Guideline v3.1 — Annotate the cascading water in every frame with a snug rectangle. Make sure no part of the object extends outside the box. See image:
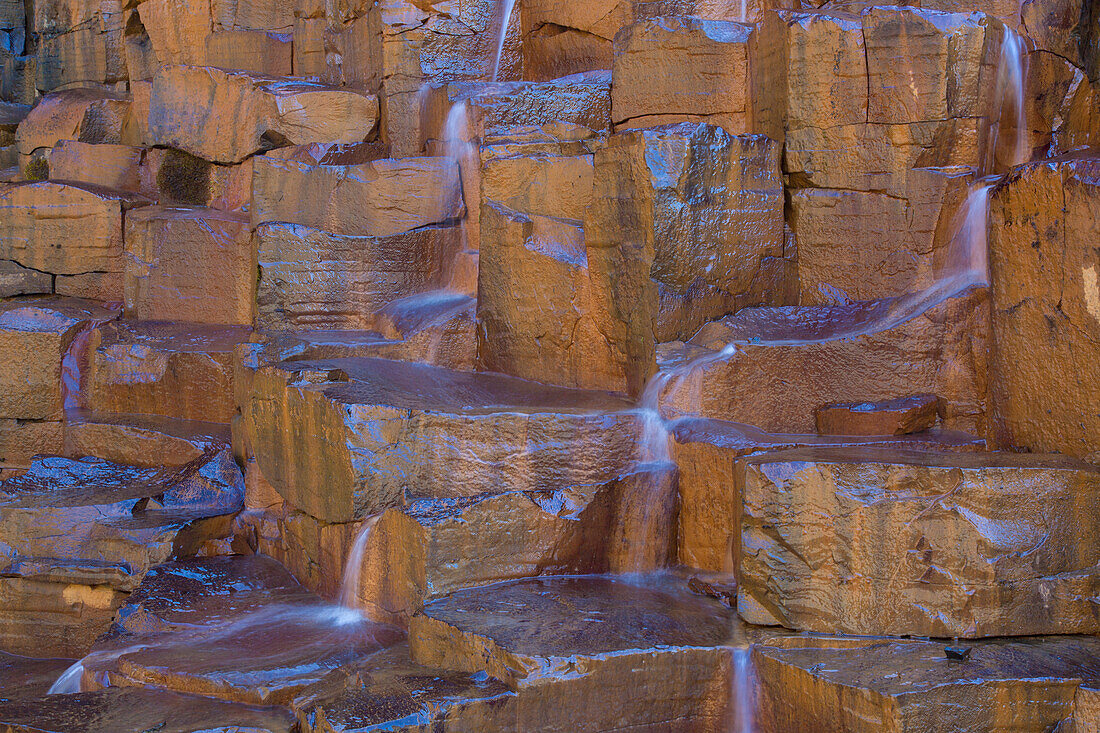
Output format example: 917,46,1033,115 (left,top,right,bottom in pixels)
729,646,757,733
984,27,1029,174
491,0,518,82
337,515,379,609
